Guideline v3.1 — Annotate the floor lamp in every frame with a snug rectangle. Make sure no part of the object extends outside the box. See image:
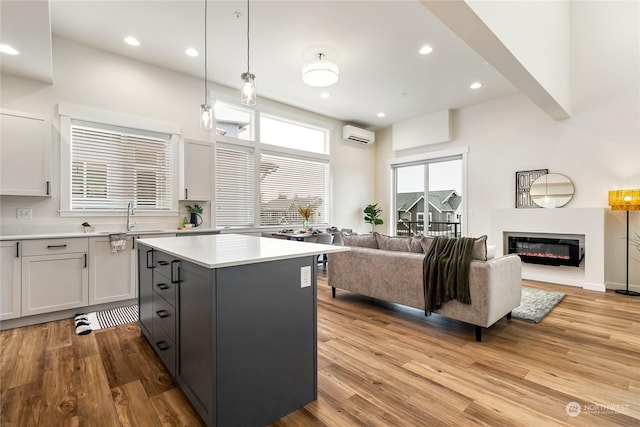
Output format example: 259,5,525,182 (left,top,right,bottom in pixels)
609,189,640,296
